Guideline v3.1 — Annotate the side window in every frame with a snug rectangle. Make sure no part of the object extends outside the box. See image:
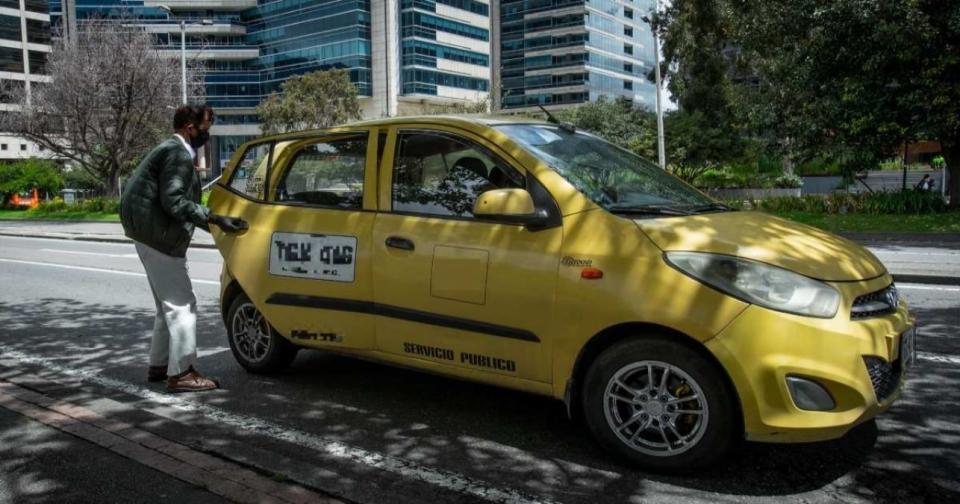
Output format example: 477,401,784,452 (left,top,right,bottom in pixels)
229,142,272,200
392,132,523,218
275,135,366,209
